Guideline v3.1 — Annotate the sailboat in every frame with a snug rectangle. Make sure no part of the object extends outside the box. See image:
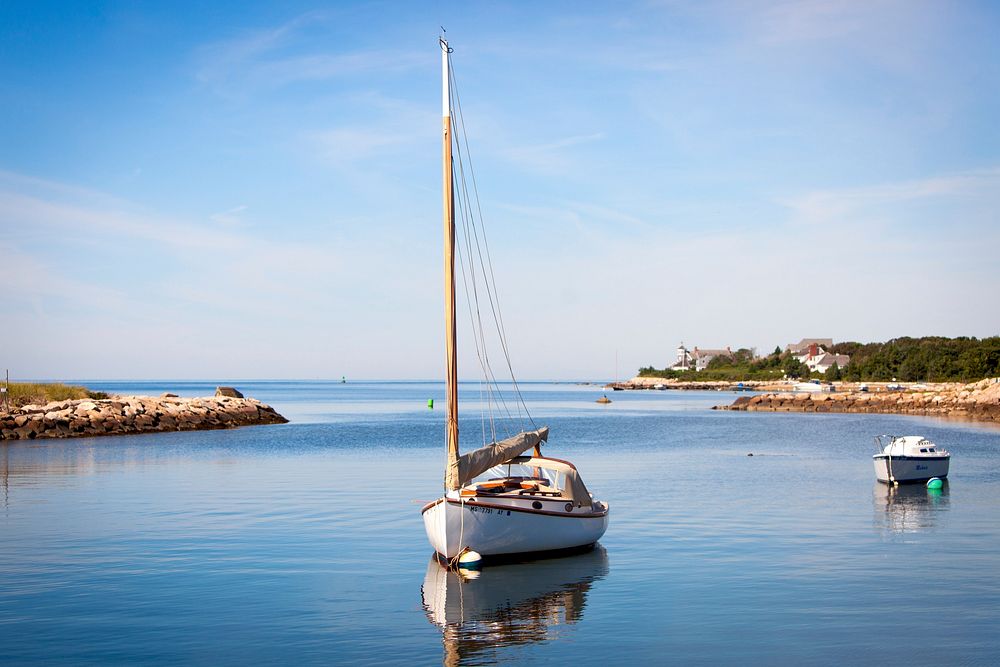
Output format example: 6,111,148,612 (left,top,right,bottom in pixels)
421,36,609,562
